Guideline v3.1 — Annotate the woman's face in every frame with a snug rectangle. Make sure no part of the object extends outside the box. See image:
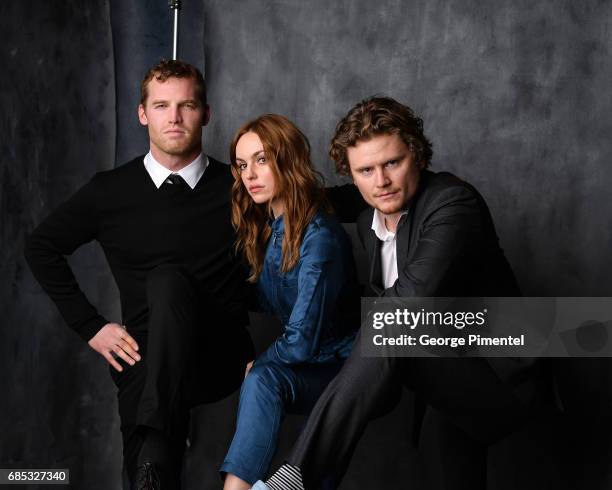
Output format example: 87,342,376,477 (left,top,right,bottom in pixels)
235,131,281,210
